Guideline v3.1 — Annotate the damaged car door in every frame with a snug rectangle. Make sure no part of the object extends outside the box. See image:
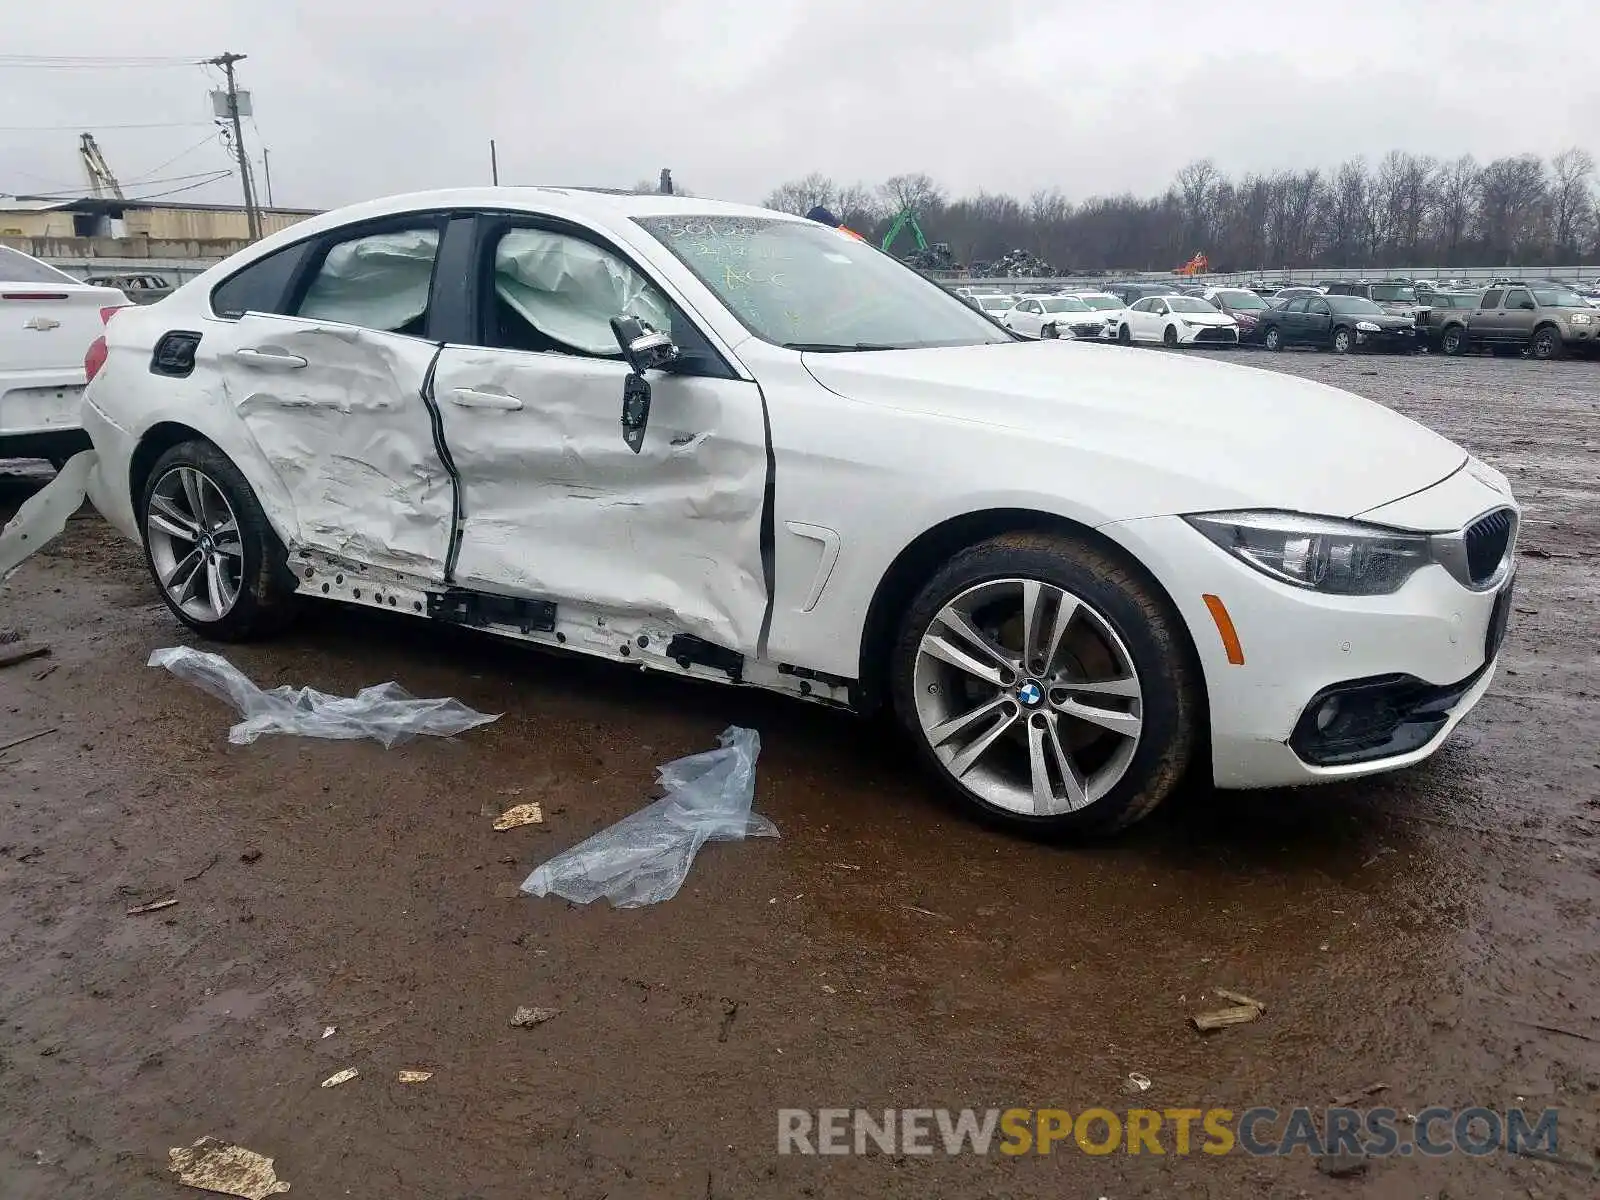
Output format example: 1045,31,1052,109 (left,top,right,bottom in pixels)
427,217,771,657
208,218,455,580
